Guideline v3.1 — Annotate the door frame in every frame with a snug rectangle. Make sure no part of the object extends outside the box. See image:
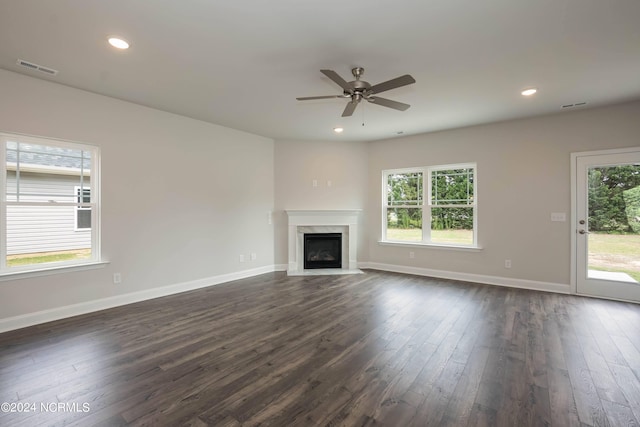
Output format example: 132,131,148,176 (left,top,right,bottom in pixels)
570,146,640,299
